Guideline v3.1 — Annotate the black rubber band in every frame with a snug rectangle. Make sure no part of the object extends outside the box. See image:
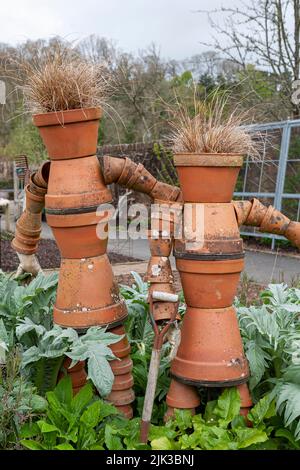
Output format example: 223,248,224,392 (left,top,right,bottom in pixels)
171,373,249,388
173,250,245,261
45,203,112,215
